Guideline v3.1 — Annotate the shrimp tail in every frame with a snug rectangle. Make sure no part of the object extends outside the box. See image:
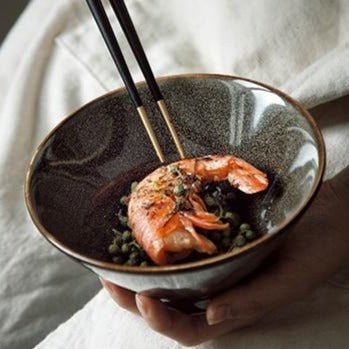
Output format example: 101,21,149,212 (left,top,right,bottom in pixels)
227,157,268,194
184,212,229,230
179,215,217,254
228,168,268,194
